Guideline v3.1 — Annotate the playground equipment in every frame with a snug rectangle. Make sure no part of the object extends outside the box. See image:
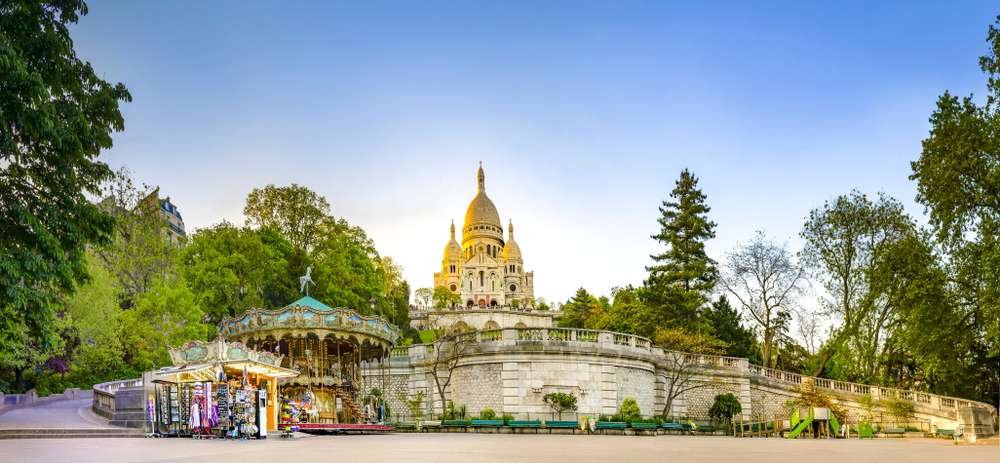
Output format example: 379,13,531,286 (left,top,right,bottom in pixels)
786,407,838,439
